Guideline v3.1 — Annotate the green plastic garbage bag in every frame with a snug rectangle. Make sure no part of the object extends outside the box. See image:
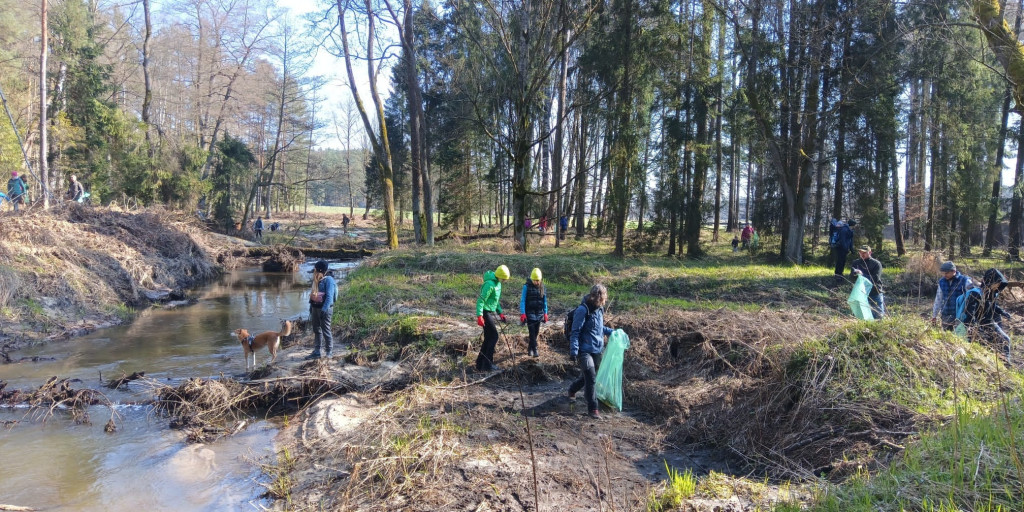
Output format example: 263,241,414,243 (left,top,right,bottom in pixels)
848,275,875,321
596,329,630,411
954,321,968,339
